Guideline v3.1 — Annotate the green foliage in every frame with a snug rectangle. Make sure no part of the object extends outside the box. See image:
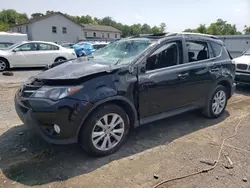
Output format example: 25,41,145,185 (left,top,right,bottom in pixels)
0,9,28,31
244,26,250,35
183,19,242,35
